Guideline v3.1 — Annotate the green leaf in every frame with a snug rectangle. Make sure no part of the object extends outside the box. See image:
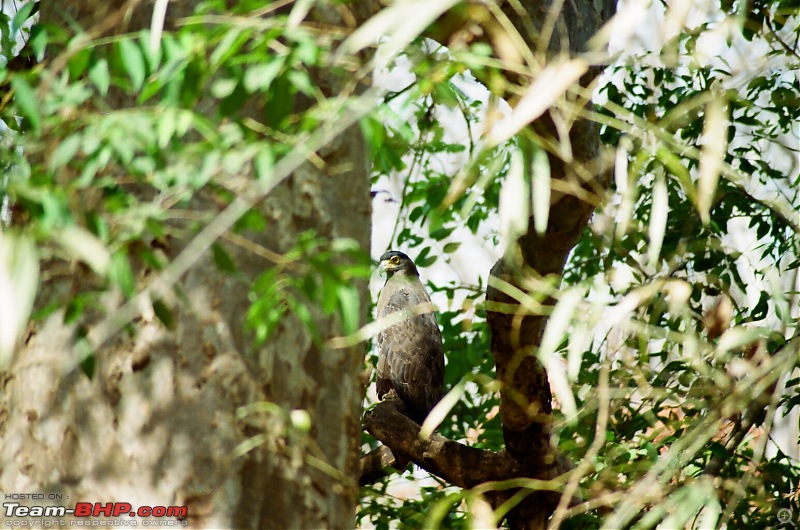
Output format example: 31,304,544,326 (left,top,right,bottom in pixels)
254,147,274,182
264,76,294,127
442,242,460,253
152,299,175,330
654,147,693,201
234,209,266,233
415,246,437,267
68,48,92,79
751,290,769,320
288,70,313,95
211,78,237,99
50,134,82,171
64,293,95,325
28,24,48,57
432,81,460,108
109,251,136,298
117,39,146,90
88,59,111,95
80,351,96,379
288,297,320,344
11,76,40,132
337,284,360,335
211,243,237,274
12,1,37,33
210,28,250,67
429,227,453,240
243,59,284,93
